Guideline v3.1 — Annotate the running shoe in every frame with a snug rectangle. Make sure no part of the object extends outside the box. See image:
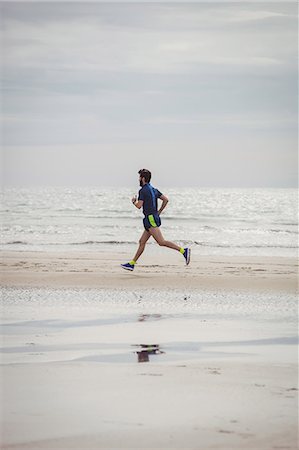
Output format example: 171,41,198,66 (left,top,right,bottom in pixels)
121,262,134,271
183,248,191,265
